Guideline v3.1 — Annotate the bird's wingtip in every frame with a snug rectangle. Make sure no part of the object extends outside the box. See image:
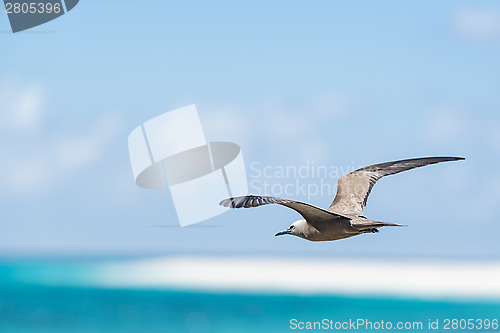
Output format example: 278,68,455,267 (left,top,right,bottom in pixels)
219,198,235,208
441,156,465,161
439,156,465,162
